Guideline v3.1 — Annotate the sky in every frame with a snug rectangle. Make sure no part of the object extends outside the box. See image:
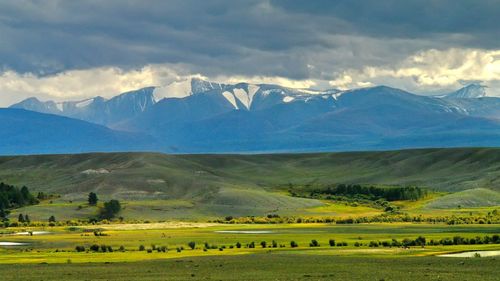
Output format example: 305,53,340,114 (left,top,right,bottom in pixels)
1,0,500,106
